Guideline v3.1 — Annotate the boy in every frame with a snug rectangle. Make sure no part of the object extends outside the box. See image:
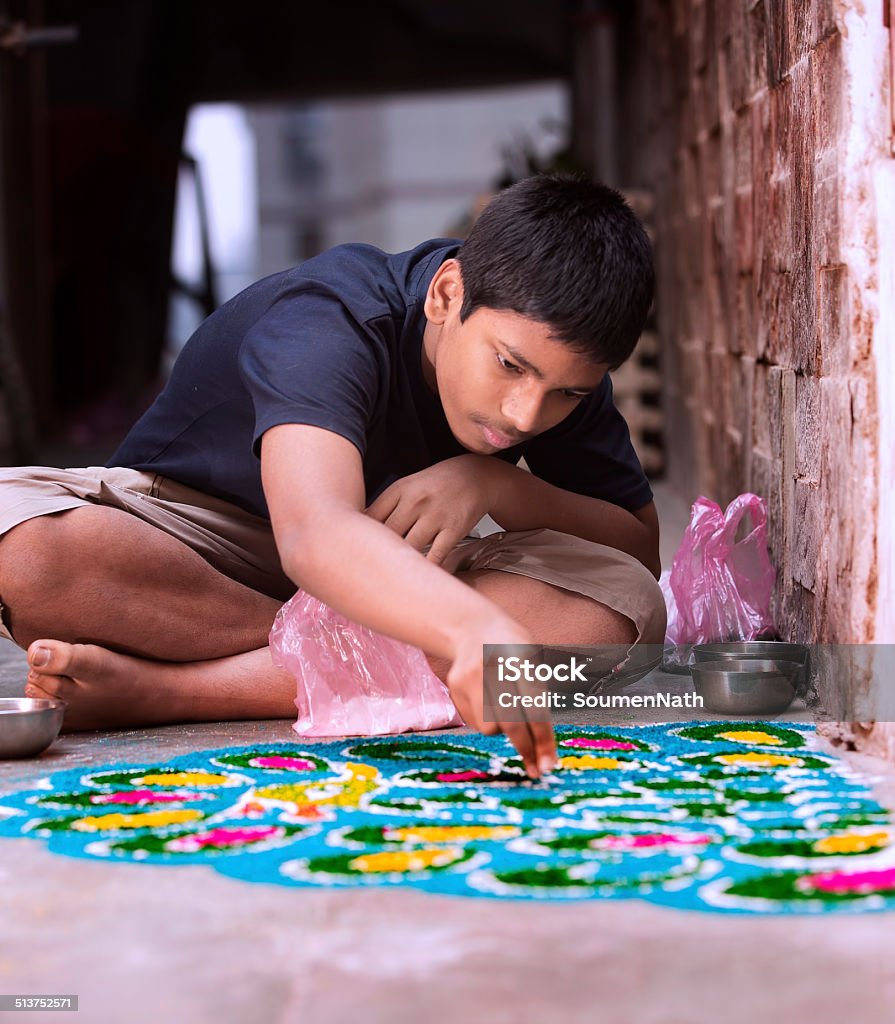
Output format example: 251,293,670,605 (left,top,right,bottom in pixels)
0,174,666,779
